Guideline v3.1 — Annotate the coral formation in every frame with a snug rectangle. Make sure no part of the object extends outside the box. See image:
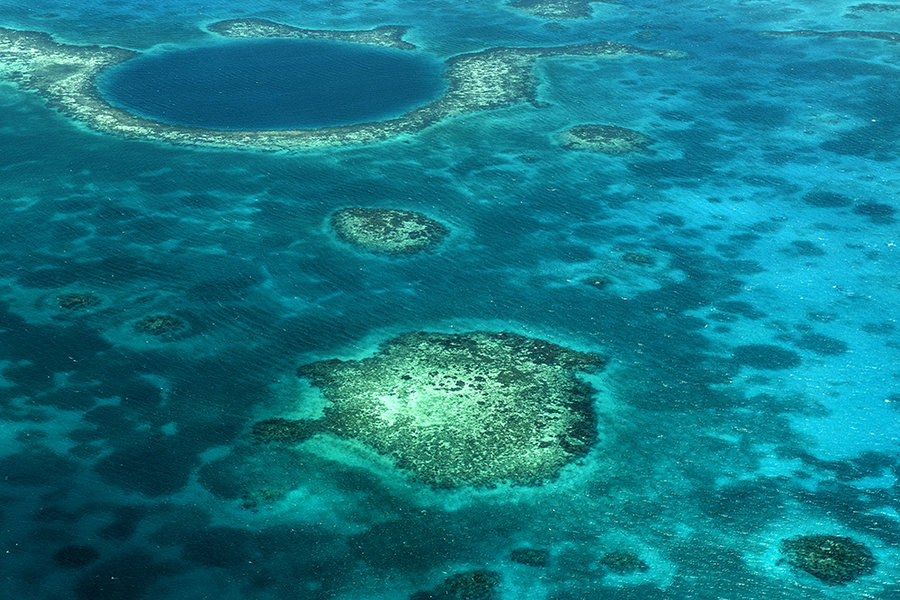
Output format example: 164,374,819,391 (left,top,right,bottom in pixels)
510,547,550,567
732,344,801,370
599,550,649,574
849,3,900,11
780,534,876,584
802,191,852,208
133,314,185,336
208,18,415,49
411,569,501,600
287,331,605,487
559,124,653,154
0,25,684,150
331,207,448,256
507,0,609,19
57,293,101,310
198,446,311,508
622,252,655,266
252,418,316,444
763,29,900,44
